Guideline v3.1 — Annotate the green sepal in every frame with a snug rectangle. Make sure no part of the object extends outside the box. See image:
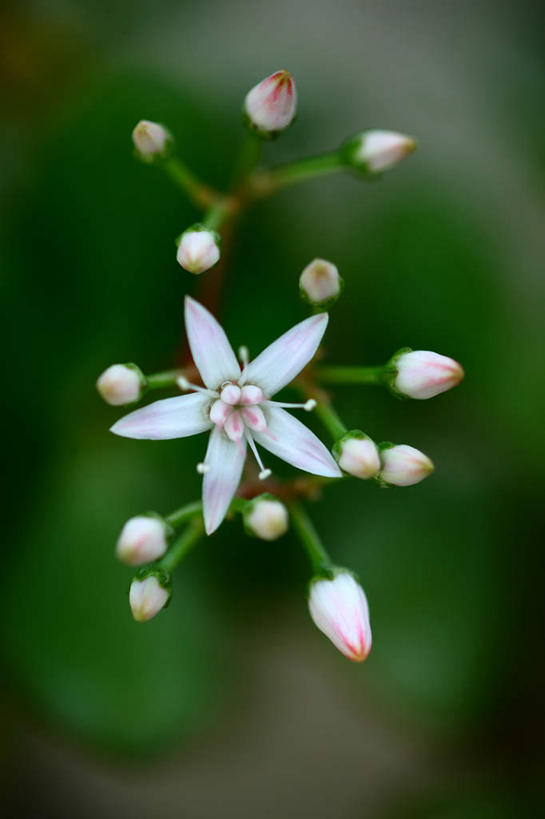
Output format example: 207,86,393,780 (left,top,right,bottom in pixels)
382,347,412,399
332,429,373,464
242,109,297,140
132,566,172,608
299,274,344,311
374,441,396,489
339,133,376,177
307,565,357,593
175,223,221,249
